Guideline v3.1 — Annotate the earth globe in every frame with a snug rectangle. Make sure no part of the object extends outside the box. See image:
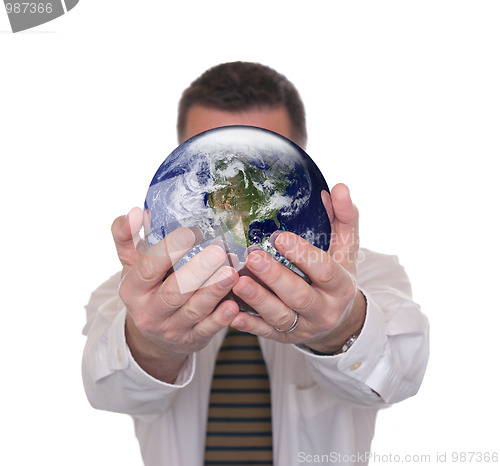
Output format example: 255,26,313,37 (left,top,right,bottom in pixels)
144,126,332,311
